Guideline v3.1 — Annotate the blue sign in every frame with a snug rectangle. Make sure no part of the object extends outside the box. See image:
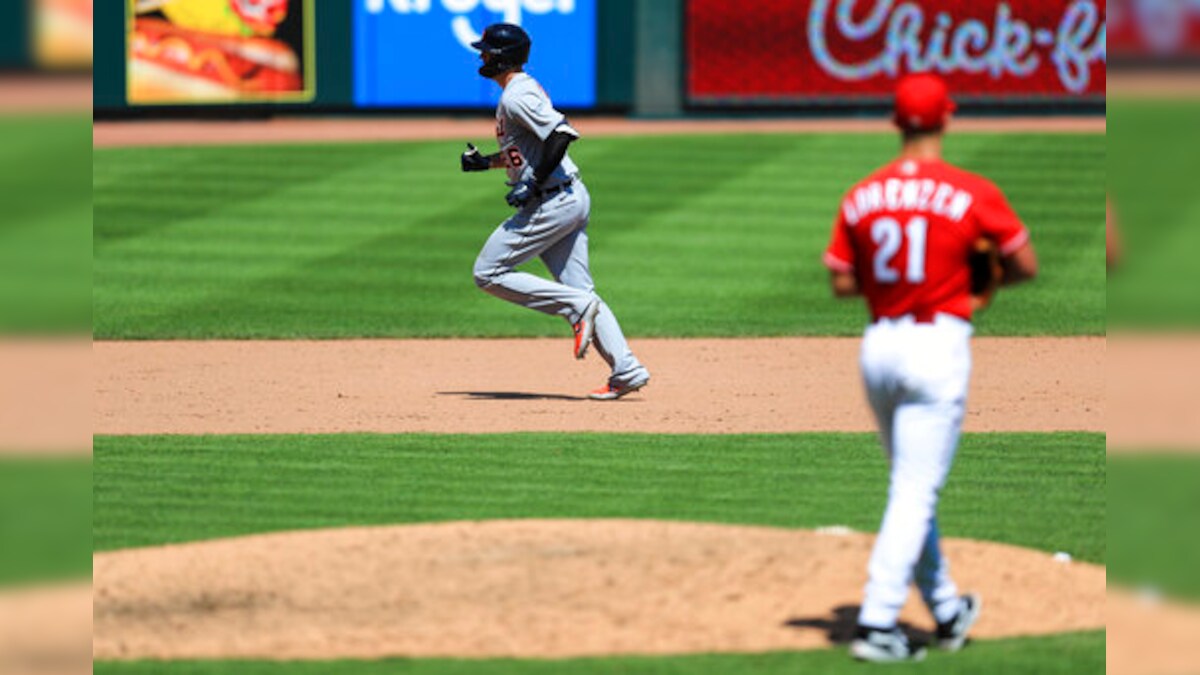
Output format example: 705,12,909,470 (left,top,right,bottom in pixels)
354,0,597,108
